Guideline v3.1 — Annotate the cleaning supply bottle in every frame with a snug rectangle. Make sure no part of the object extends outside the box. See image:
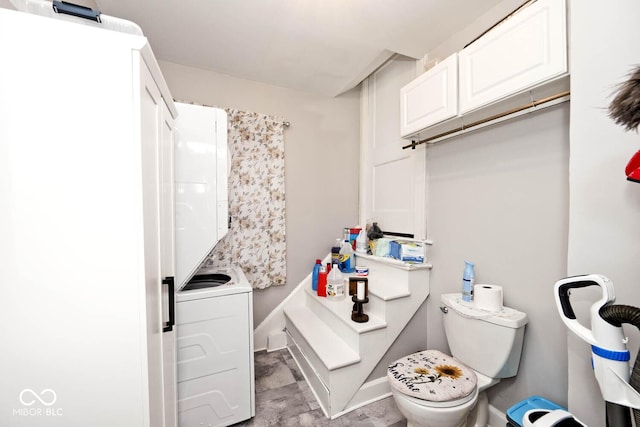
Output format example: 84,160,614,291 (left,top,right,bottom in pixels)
317,264,327,297
461,260,475,302
331,239,341,266
311,259,321,291
340,240,355,273
326,263,345,300
355,228,368,254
